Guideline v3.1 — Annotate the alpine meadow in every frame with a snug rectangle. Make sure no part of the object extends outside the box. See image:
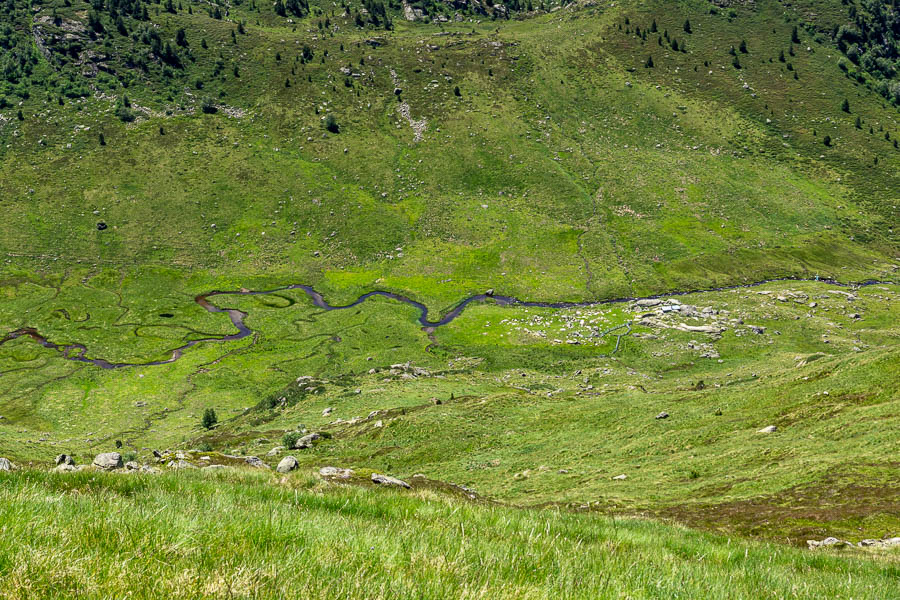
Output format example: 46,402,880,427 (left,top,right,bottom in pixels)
0,0,898,597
